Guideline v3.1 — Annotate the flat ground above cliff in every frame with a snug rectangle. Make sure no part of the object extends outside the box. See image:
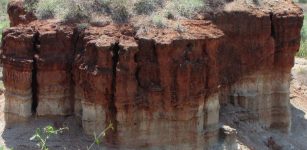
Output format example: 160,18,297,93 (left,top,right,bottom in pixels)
0,58,306,150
